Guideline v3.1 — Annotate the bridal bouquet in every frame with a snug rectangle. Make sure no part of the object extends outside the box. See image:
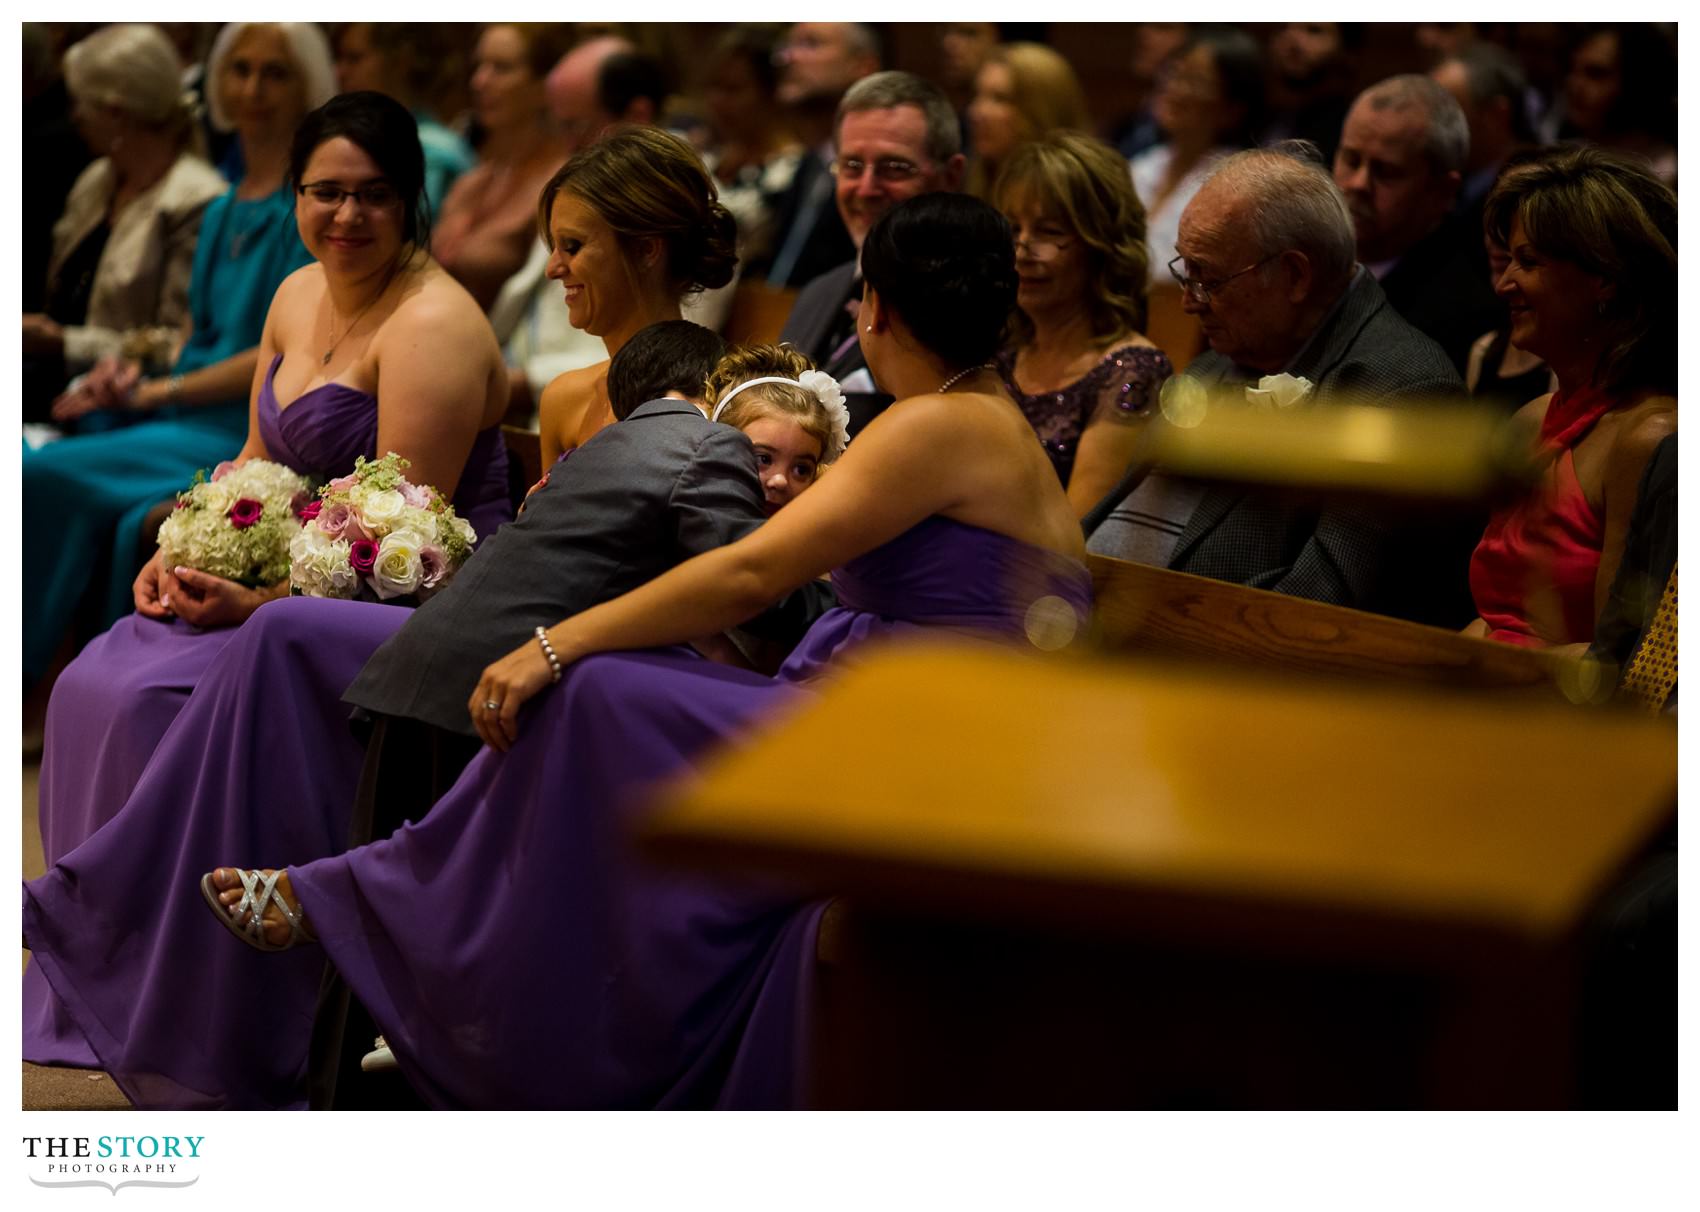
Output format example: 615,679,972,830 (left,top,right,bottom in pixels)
289,452,476,602
156,459,314,587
